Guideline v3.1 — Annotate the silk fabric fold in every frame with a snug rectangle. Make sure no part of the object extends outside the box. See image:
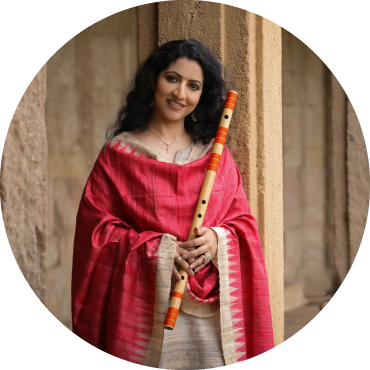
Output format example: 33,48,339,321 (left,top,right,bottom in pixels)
72,139,274,366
